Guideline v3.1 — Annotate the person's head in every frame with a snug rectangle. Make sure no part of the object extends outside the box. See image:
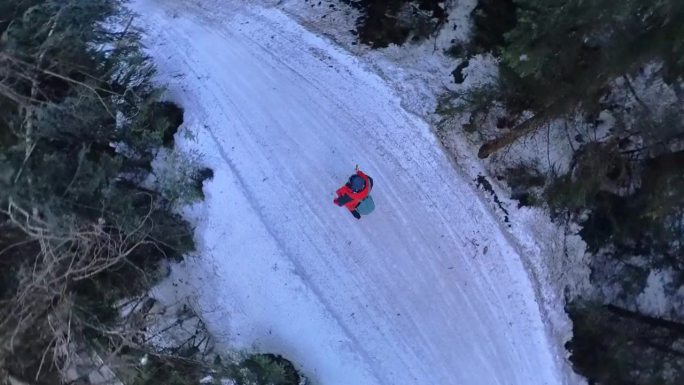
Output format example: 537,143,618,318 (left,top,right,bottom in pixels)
348,174,366,193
